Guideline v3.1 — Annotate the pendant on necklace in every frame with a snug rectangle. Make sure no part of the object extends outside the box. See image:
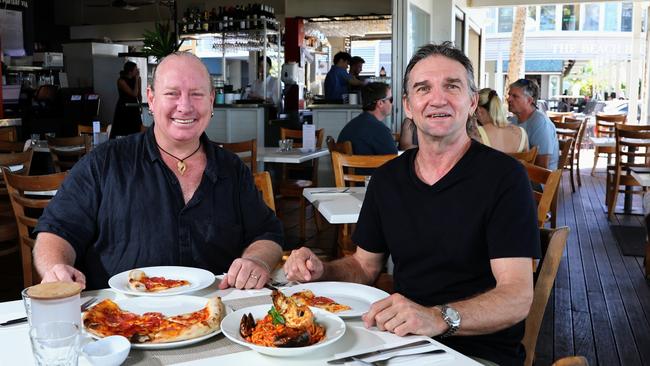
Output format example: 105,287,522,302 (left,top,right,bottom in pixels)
177,161,187,175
